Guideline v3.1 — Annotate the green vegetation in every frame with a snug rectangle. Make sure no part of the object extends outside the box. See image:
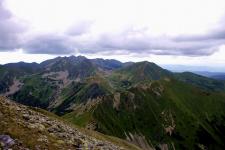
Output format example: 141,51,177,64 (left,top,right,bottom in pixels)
53,80,107,115
63,111,93,127
91,79,225,149
175,72,225,92
1,56,225,149
108,61,171,88
12,75,57,108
